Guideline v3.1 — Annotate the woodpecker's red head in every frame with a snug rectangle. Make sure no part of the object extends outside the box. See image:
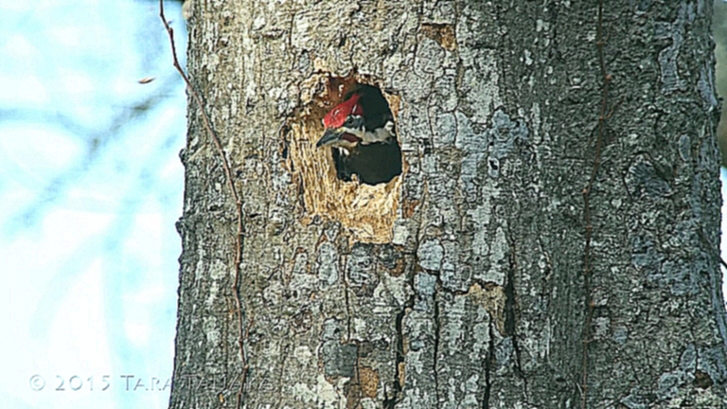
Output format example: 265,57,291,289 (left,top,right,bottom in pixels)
316,93,366,150
316,86,396,151
323,93,363,129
